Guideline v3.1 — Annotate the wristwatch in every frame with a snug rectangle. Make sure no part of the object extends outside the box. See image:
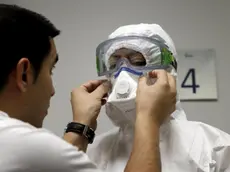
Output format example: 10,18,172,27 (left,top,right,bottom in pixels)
65,122,95,144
